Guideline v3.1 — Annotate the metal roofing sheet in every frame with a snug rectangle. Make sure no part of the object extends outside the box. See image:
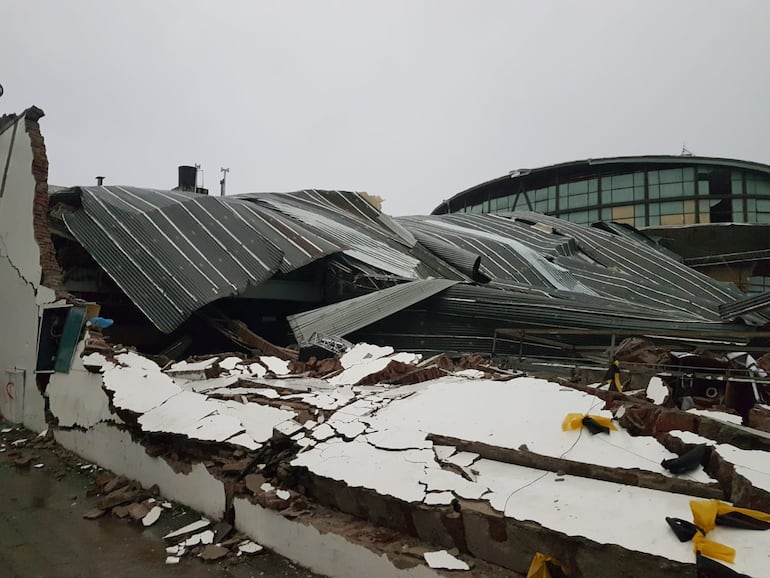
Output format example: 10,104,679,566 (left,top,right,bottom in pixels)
63,186,285,333
400,215,597,295
719,291,770,322
287,279,459,344
244,192,445,280
511,211,744,306
56,185,765,349
349,283,757,355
